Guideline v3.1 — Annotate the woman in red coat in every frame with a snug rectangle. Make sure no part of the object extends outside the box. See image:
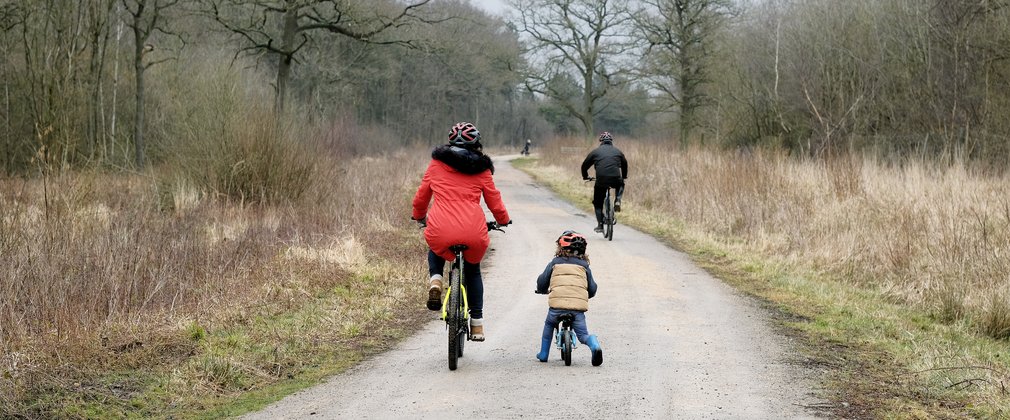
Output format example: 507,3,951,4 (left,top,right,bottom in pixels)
412,122,511,341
